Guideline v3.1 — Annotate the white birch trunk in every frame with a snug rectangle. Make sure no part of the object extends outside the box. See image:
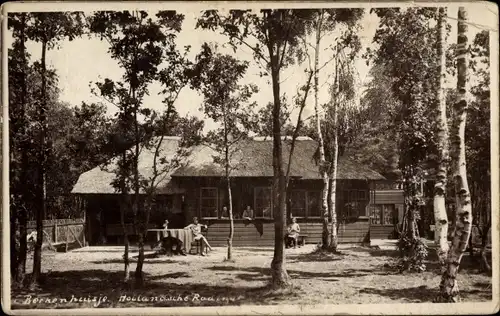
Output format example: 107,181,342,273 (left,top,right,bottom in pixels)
439,7,473,302
434,7,450,271
313,11,331,248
